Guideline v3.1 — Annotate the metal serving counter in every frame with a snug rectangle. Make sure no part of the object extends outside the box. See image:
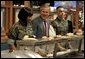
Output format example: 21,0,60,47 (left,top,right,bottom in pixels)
1,50,43,58
16,35,84,57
